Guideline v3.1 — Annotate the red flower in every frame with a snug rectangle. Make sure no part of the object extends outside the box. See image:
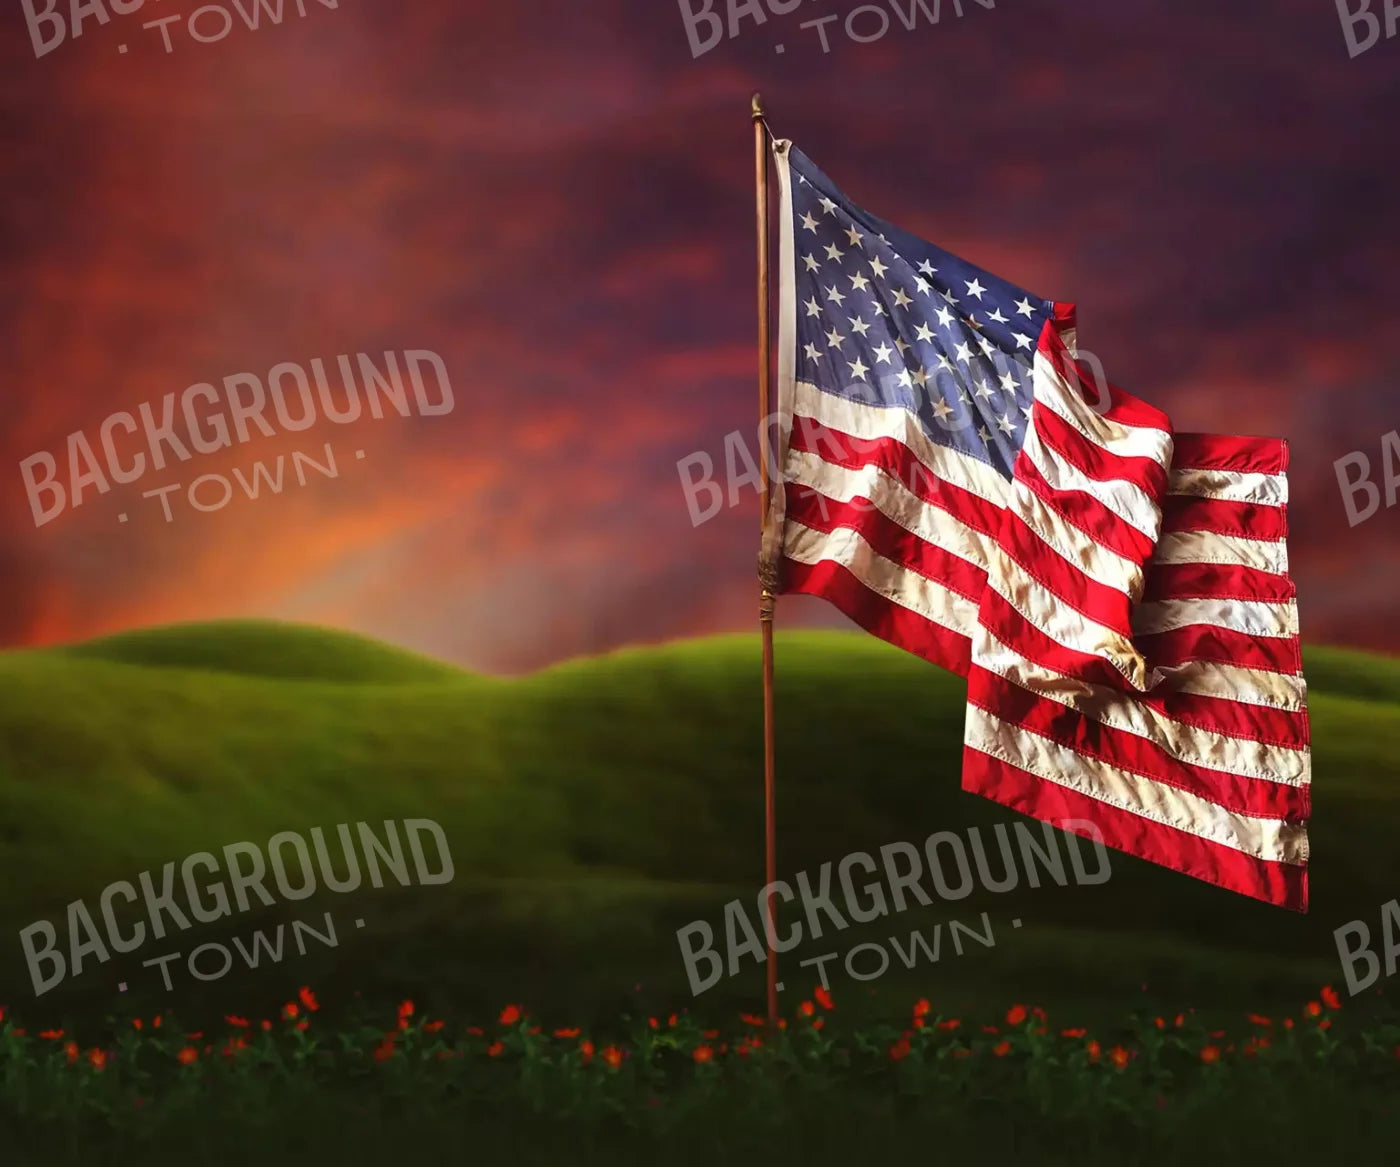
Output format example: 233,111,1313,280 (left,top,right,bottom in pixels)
295,1020,309,1032
88,1048,107,1070
602,1044,623,1069
373,1038,395,1062
498,1004,521,1025
1304,1001,1322,1018
1283,1018,1294,1030
1005,1005,1027,1026
64,1041,78,1065
398,1000,415,1021
487,1041,504,1058
1154,1017,1165,1029
889,1037,911,1061
261,1020,272,1032
580,1040,594,1063
668,1013,678,1027
1109,1046,1130,1070
467,1026,484,1036
812,1018,825,1030
132,1019,143,1031
814,986,834,1011
1321,986,1342,1011
225,1015,250,1028
648,1017,658,1029
1086,1040,1100,1063
1061,1028,1087,1039
39,1029,64,1040
177,1047,199,1065
799,1000,815,1017
152,1015,162,1029
1200,1045,1221,1064
913,998,931,1018
298,987,319,1013
1247,1014,1272,1027
740,1012,765,1027
282,1003,298,1020
937,1019,961,1032
702,1029,719,1038
981,1025,1000,1035
1031,1006,1047,1021
1318,1019,1333,1031
693,1045,714,1064
1173,1014,1185,1028
424,1020,445,1033
992,1040,1011,1057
